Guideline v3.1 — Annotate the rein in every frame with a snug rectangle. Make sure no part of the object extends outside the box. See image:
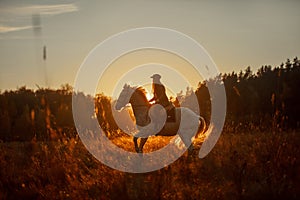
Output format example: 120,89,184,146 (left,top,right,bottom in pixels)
131,104,150,108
